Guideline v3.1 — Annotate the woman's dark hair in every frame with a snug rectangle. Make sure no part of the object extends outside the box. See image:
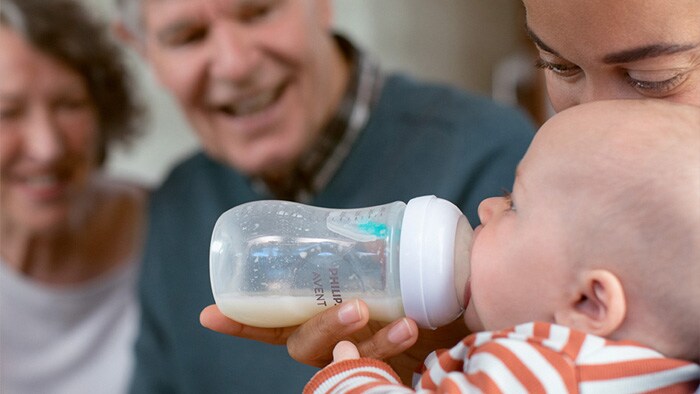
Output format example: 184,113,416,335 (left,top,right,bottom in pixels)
0,0,143,164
